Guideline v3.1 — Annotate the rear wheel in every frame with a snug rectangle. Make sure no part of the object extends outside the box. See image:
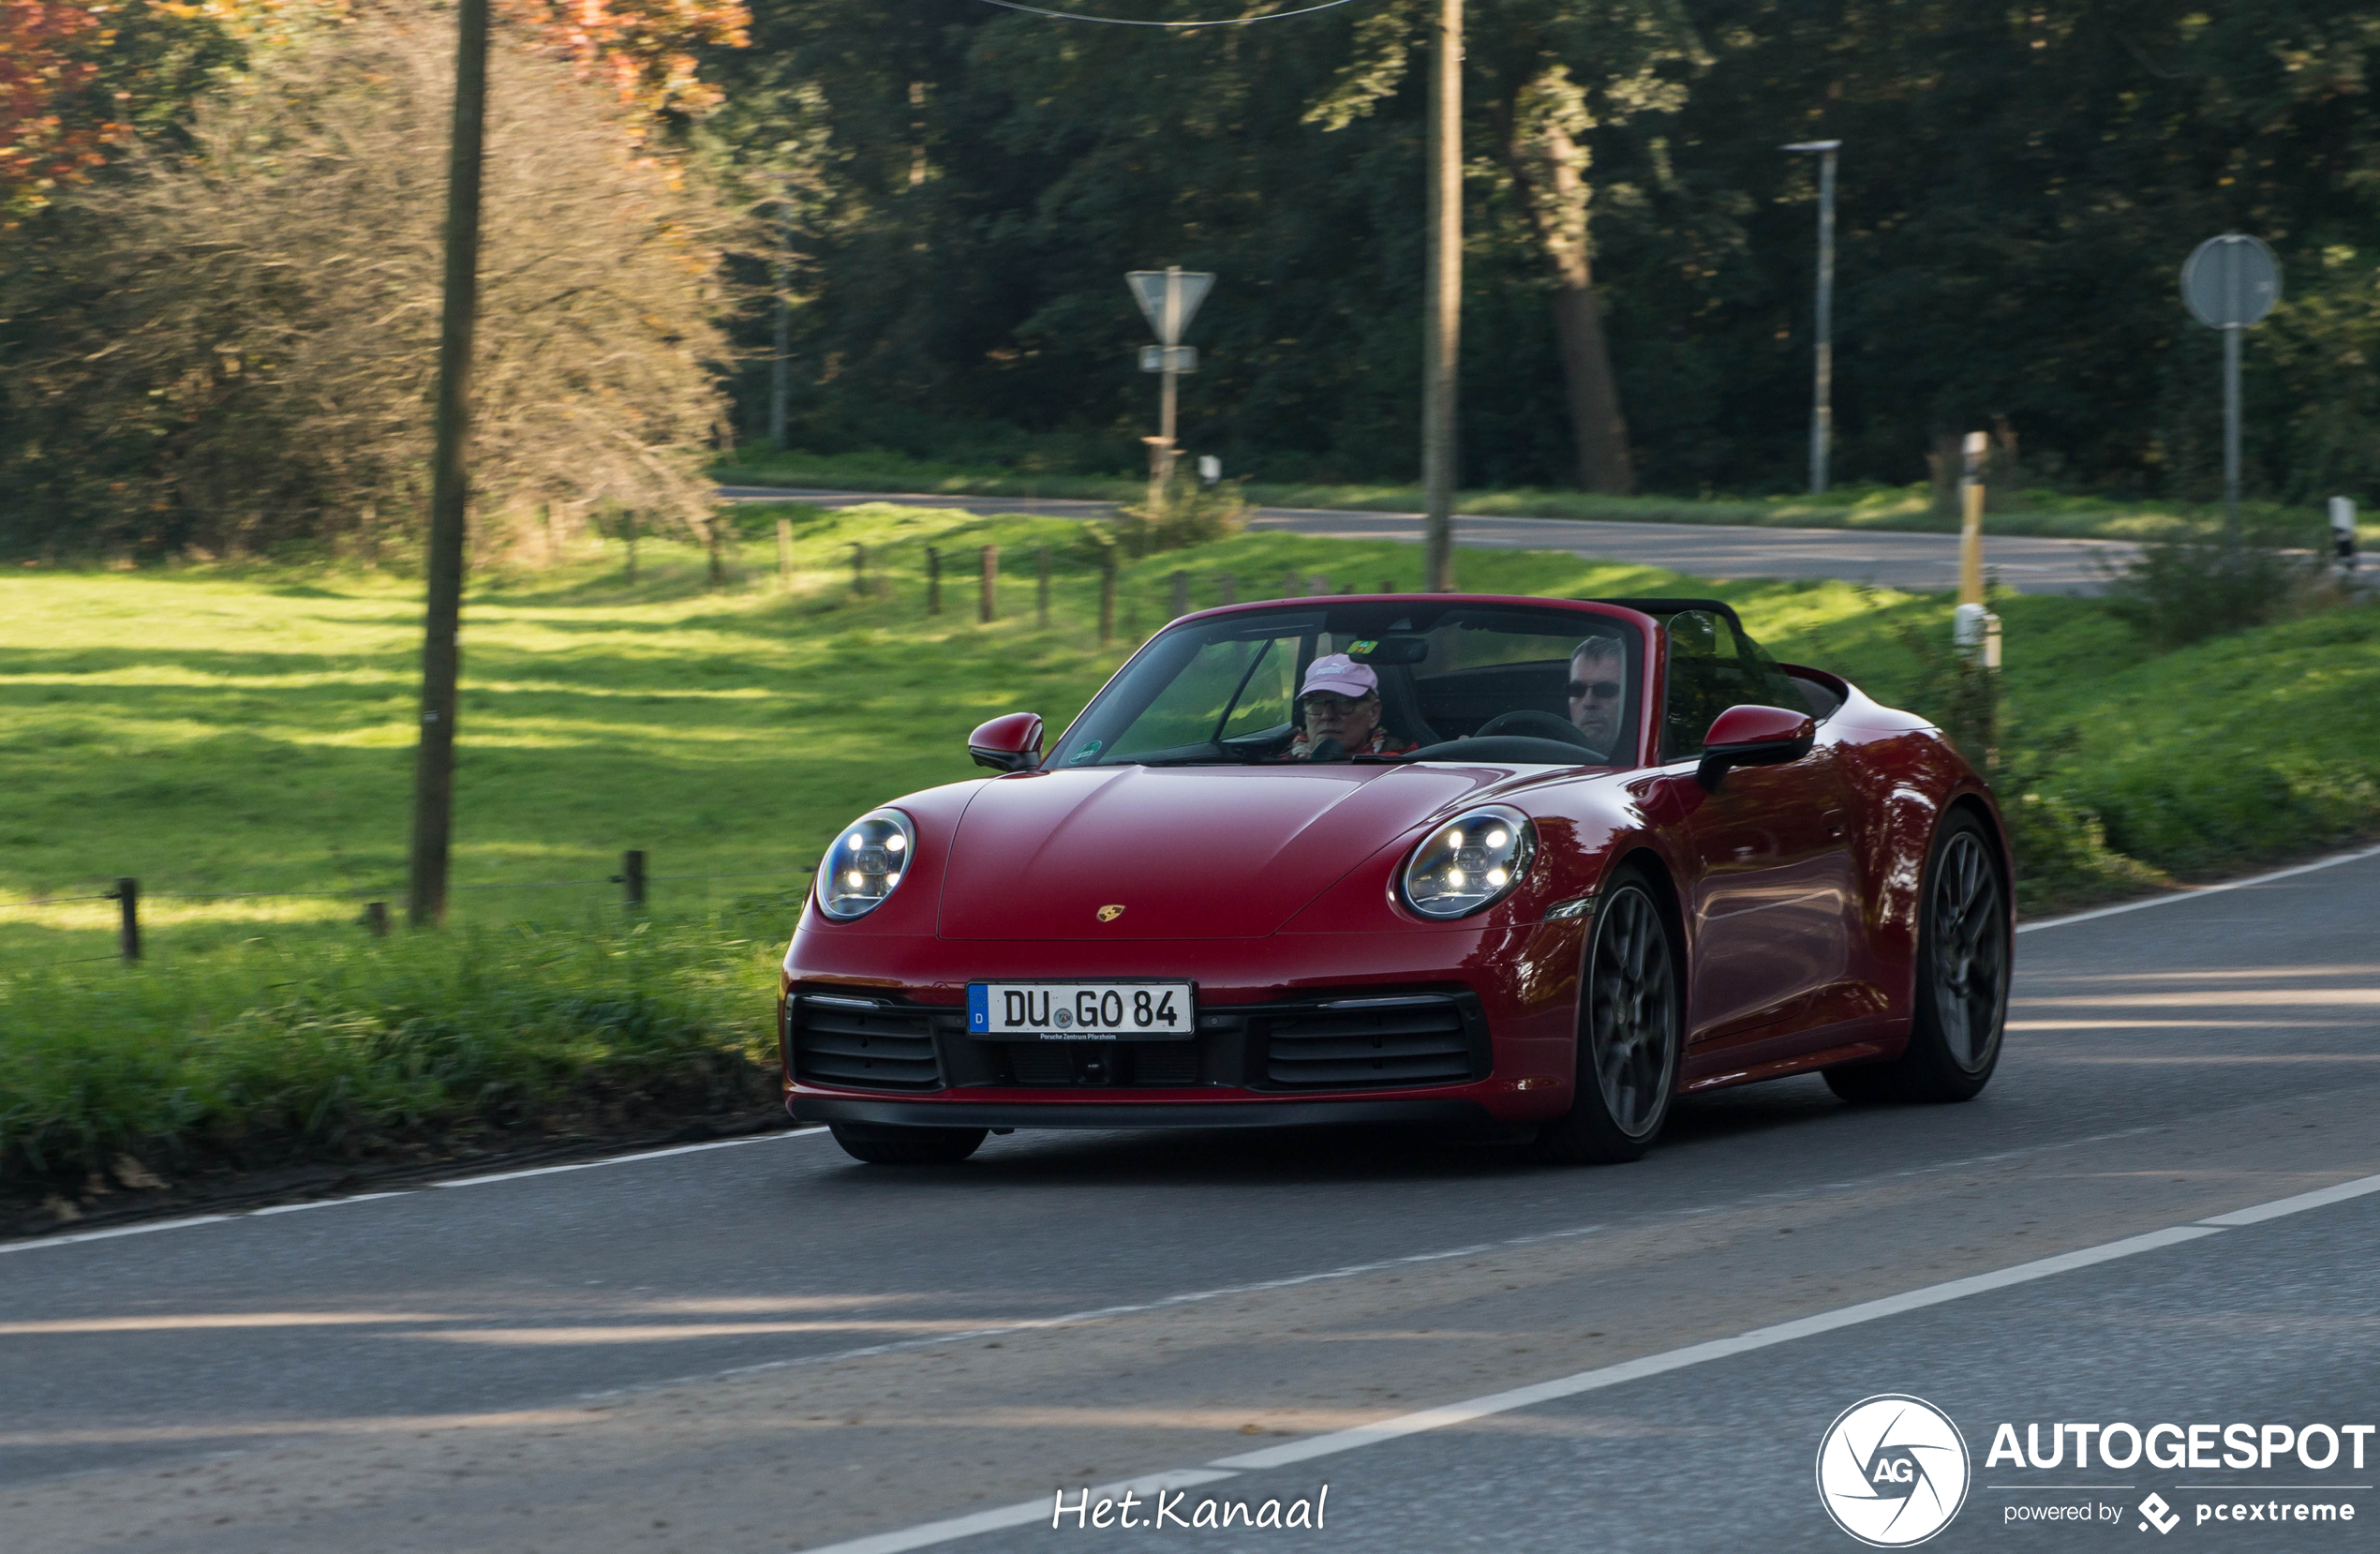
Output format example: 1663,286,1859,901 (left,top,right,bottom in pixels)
1824,810,2009,1104
1529,870,1681,1164
828,1122,988,1165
